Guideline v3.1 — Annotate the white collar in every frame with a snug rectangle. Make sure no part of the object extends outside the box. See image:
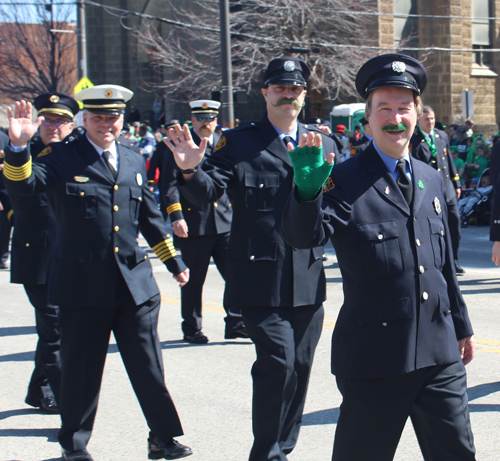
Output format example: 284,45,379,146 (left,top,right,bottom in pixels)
86,133,118,158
